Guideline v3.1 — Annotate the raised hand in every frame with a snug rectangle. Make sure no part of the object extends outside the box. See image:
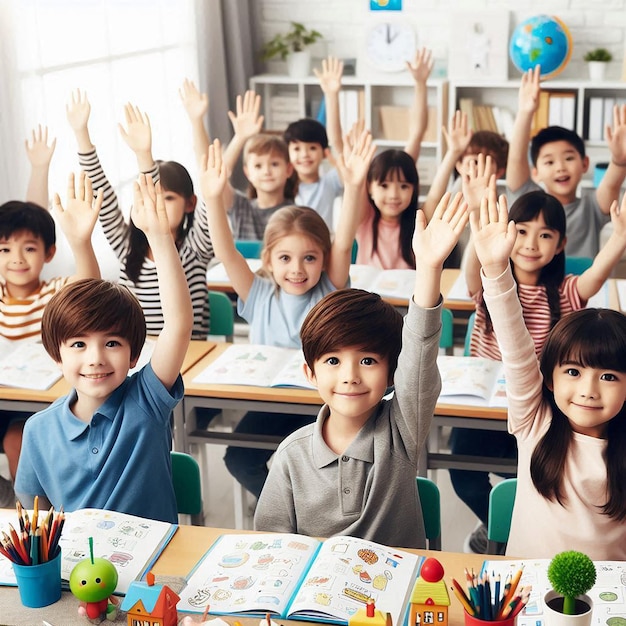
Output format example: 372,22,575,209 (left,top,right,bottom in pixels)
462,153,495,213
518,66,541,114
52,171,102,243
131,174,170,238
66,89,91,131
200,139,228,200
179,78,209,121
442,110,472,157
413,192,468,269
314,56,344,94
25,125,56,168
469,186,516,277
227,90,264,140
406,47,434,84
118,103,152,155
335,130,376,187
605,104,626,167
